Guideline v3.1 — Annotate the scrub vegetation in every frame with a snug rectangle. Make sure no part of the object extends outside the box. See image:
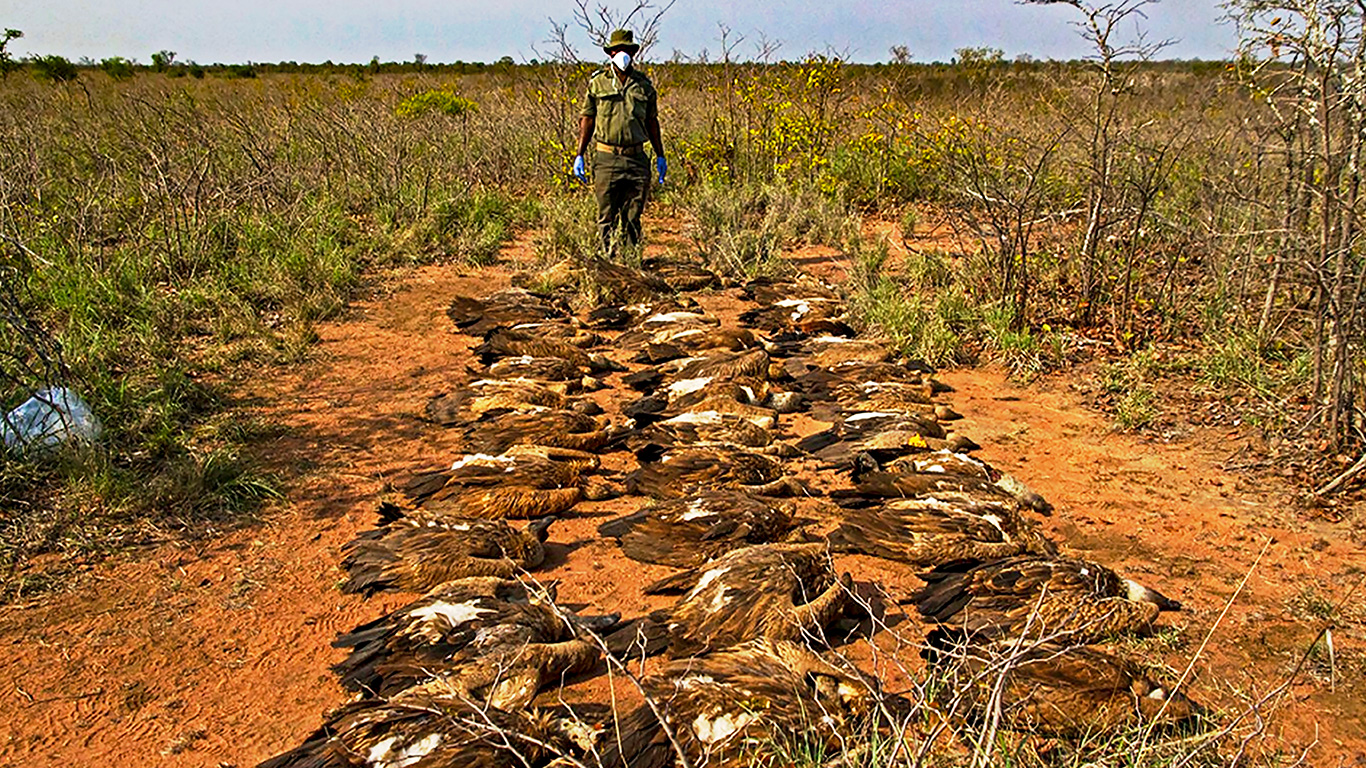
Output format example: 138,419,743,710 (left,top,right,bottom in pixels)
0,4,1358,597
